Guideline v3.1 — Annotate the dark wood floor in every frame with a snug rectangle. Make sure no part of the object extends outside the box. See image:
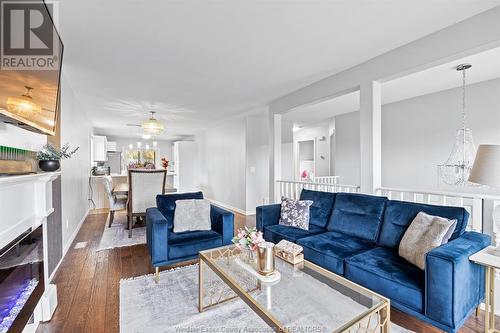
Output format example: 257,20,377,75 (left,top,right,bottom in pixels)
36,210,495,333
